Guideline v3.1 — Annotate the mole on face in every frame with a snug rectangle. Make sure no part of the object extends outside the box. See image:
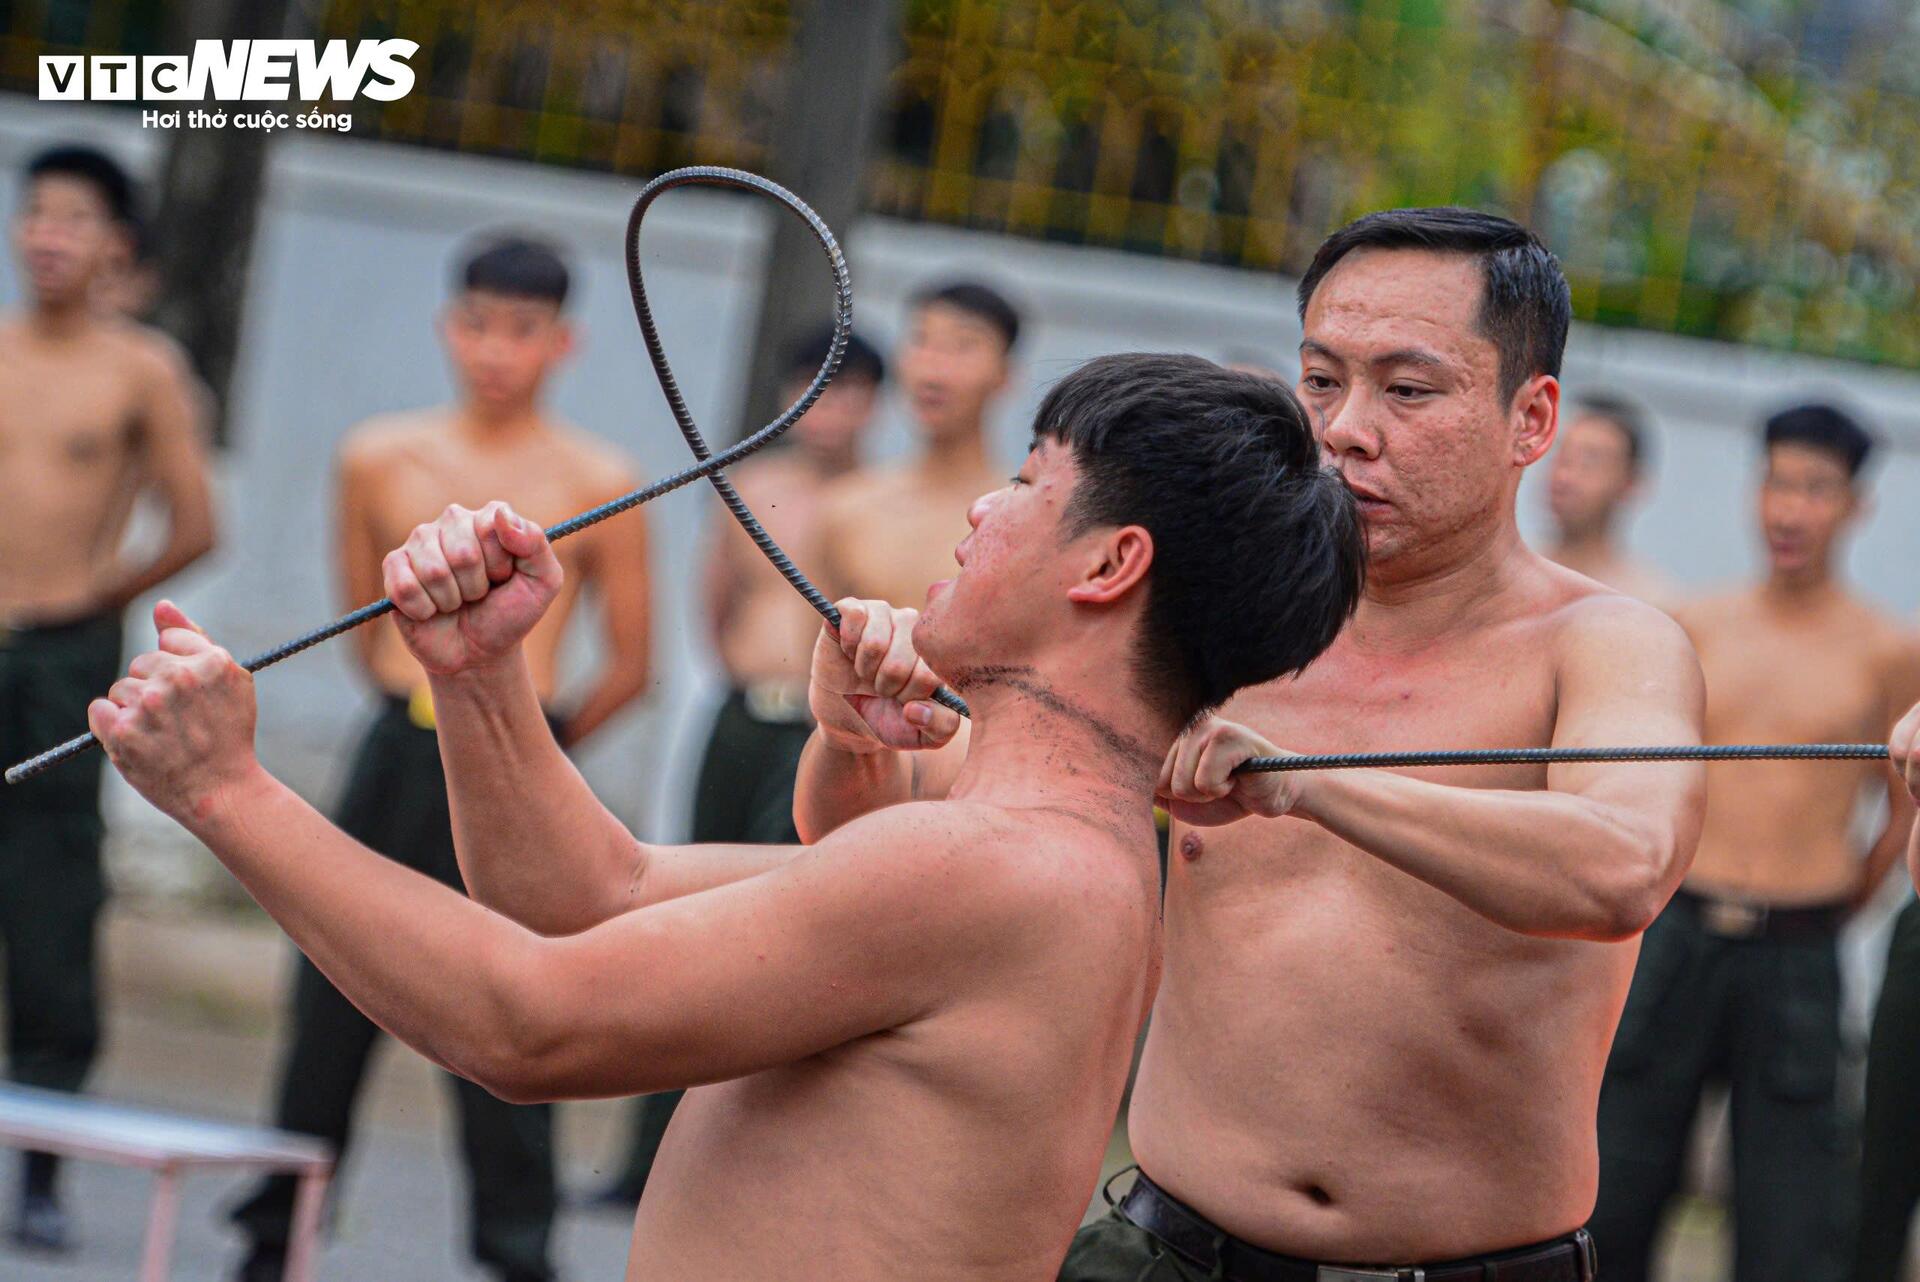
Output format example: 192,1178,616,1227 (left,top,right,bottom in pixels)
1179,832,1204,862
